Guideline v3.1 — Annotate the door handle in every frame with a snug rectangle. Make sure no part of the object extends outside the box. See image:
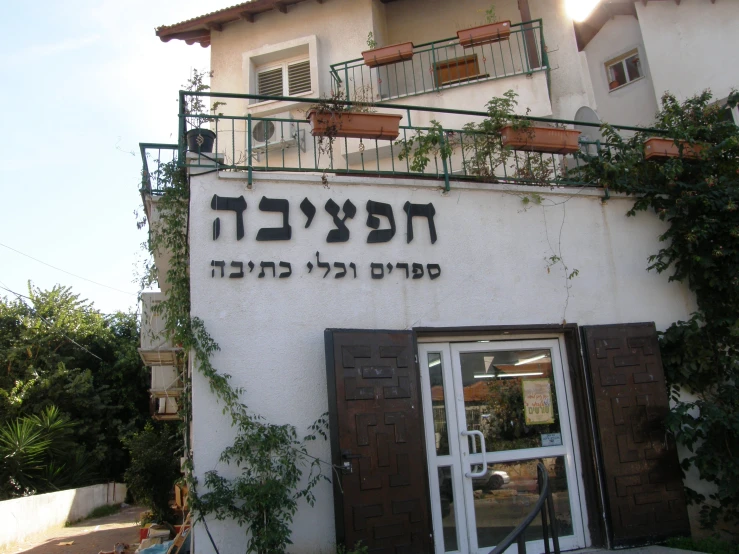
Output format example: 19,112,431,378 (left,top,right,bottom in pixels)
461,430,488,478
